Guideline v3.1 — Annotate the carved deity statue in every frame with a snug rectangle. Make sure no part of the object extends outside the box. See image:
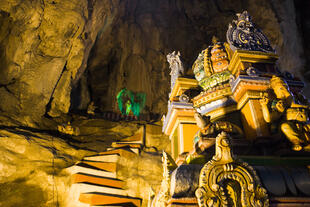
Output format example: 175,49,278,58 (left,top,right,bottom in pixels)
260,76,310,151
167,51,185,90
167,51,184,76
190,112,243,156
194,112,242,141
